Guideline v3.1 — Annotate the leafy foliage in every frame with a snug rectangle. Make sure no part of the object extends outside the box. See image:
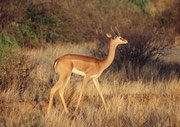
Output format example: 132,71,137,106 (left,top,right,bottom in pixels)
0,32,18,61
124,0,150,9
